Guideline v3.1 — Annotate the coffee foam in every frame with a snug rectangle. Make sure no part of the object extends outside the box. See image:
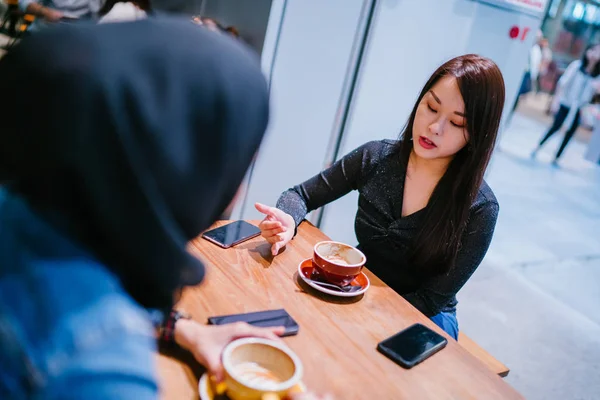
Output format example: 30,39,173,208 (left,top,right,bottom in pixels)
324,254,351,265
234,362,282,390
317,242,363,265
